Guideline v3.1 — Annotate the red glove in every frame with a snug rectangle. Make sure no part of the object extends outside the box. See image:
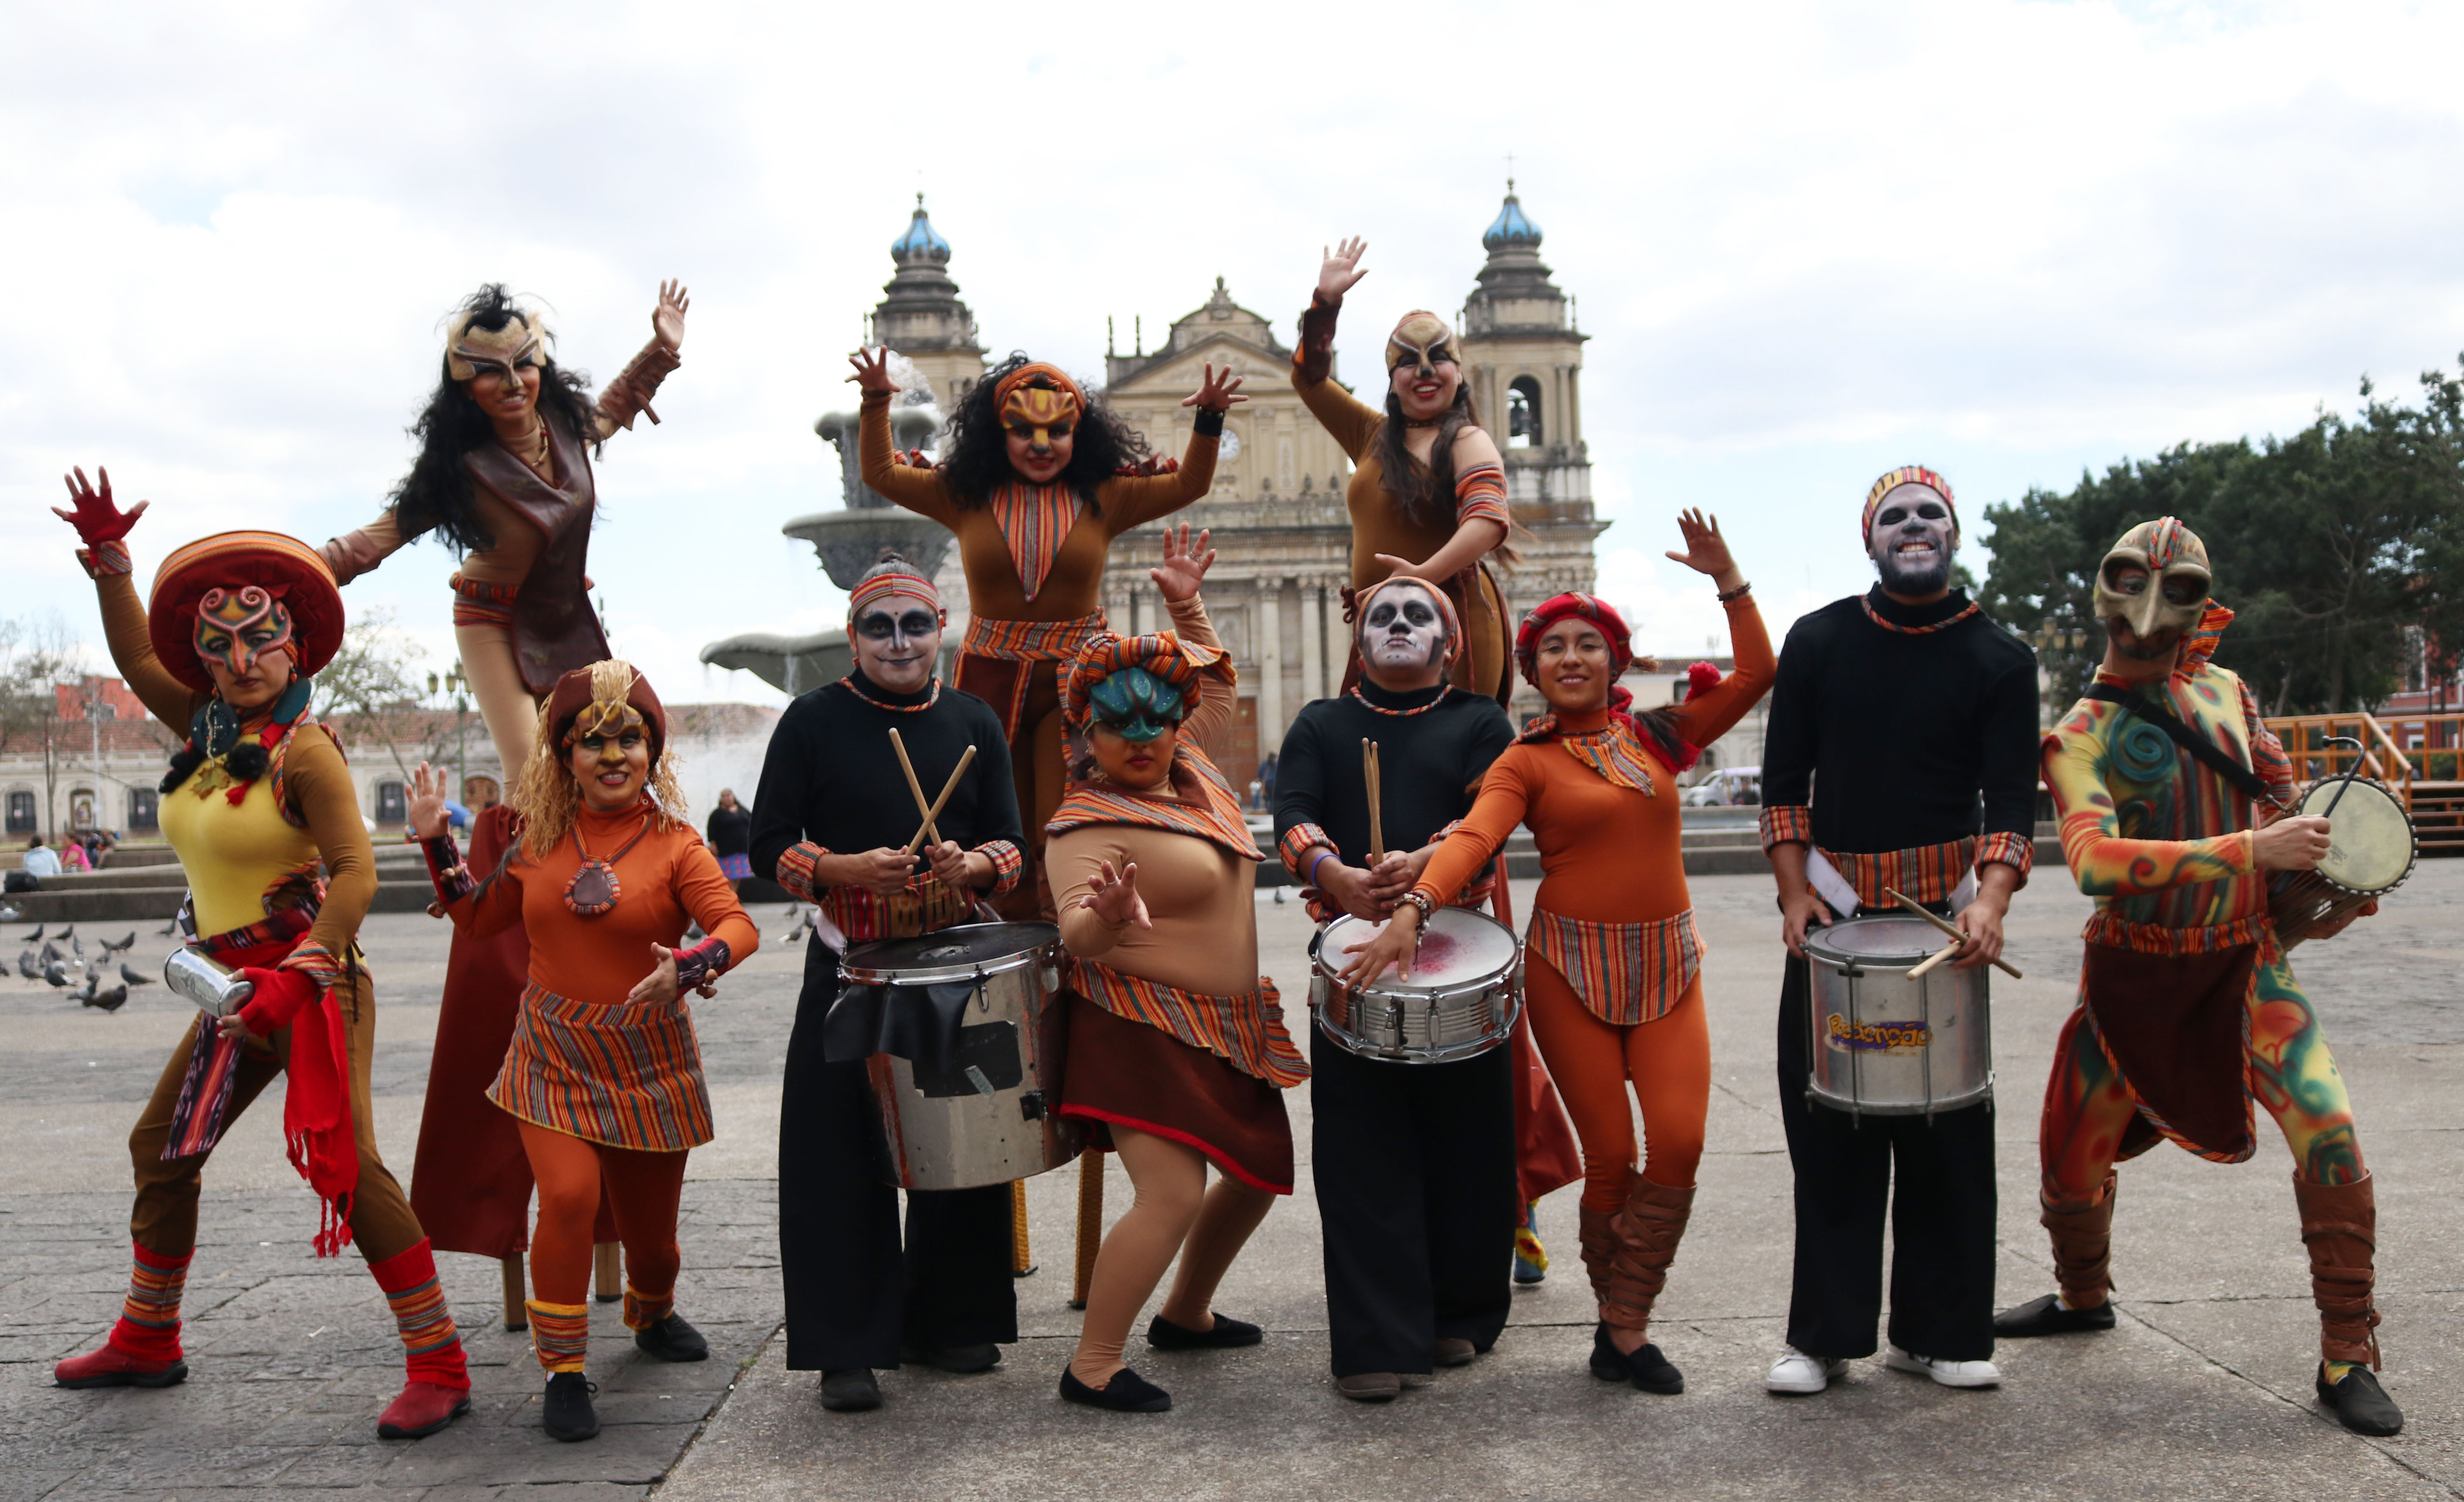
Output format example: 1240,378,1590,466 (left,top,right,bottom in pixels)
53,467,149,547
233,965,322,1039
